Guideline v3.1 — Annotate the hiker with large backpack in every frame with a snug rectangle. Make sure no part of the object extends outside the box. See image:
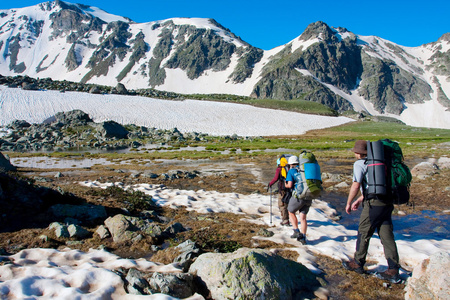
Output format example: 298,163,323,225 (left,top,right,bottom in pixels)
285,151,323,245
343,139,405,284
268,155,291,226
